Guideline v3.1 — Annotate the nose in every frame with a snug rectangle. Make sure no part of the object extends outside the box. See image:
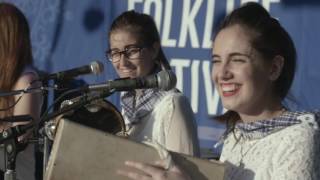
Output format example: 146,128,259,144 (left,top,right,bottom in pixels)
213,62,233,81
119,53,129,67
